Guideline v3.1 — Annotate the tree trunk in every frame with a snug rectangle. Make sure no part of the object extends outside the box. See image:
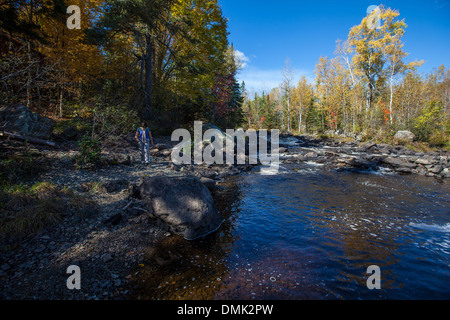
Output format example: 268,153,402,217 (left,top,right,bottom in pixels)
1,131,56,147
143,34,153,121
389,76,394,125
365,83,373,129
287,95,290,132
298,103,302,133
59,85,64,118
26,42,32,109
